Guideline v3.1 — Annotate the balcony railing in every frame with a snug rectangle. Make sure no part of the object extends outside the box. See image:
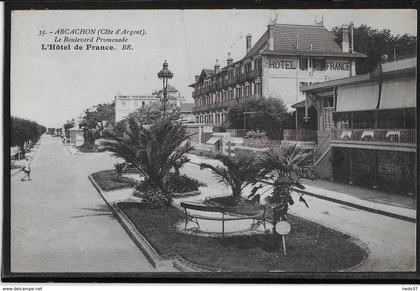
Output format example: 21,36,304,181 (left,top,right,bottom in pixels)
193,69,263,99
283,129,317,142
331,128,416,144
